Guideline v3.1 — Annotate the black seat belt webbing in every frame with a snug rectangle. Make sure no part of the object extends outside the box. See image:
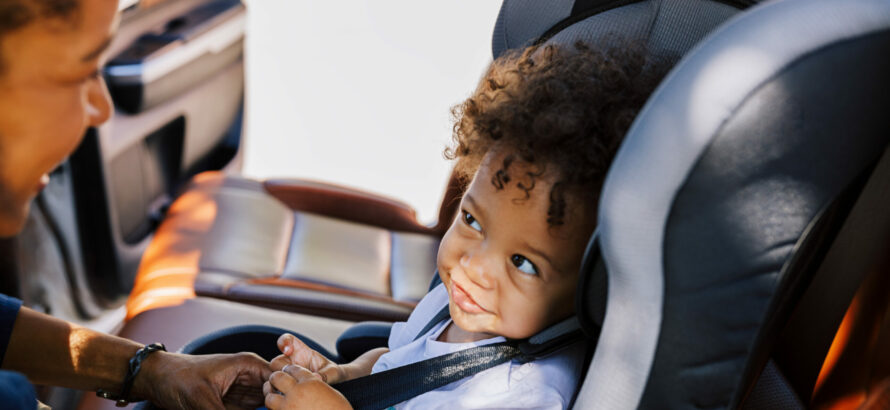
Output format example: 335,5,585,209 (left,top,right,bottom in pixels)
334,302,584,409
333,342,521,410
